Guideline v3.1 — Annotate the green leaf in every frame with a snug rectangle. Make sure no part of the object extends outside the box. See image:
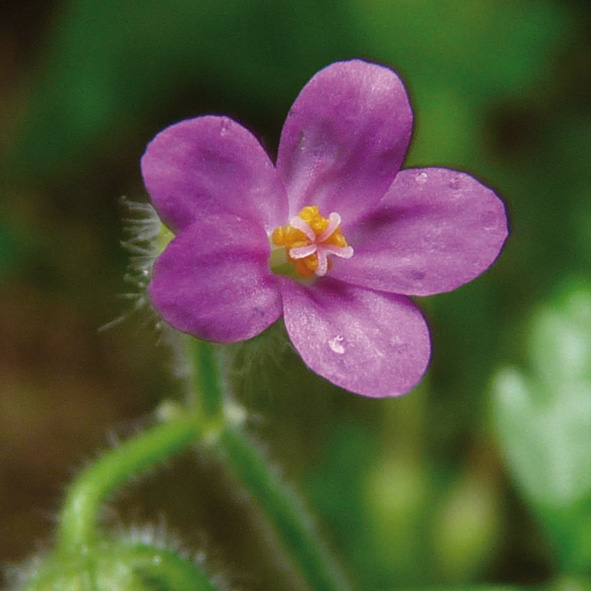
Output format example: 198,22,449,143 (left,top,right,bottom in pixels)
493,281,591,572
